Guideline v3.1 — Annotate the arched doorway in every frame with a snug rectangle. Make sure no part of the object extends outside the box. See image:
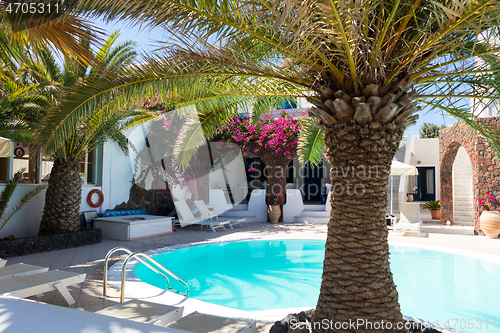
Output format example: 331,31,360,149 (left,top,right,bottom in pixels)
439,118,500,234
453,146,474,225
